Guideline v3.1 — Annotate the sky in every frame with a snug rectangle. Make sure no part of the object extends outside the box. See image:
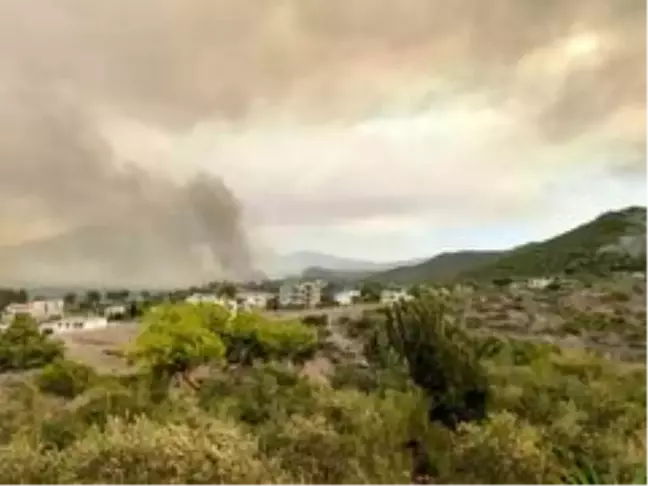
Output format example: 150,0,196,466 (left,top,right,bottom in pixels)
109,106,645,262
0,0,645,282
